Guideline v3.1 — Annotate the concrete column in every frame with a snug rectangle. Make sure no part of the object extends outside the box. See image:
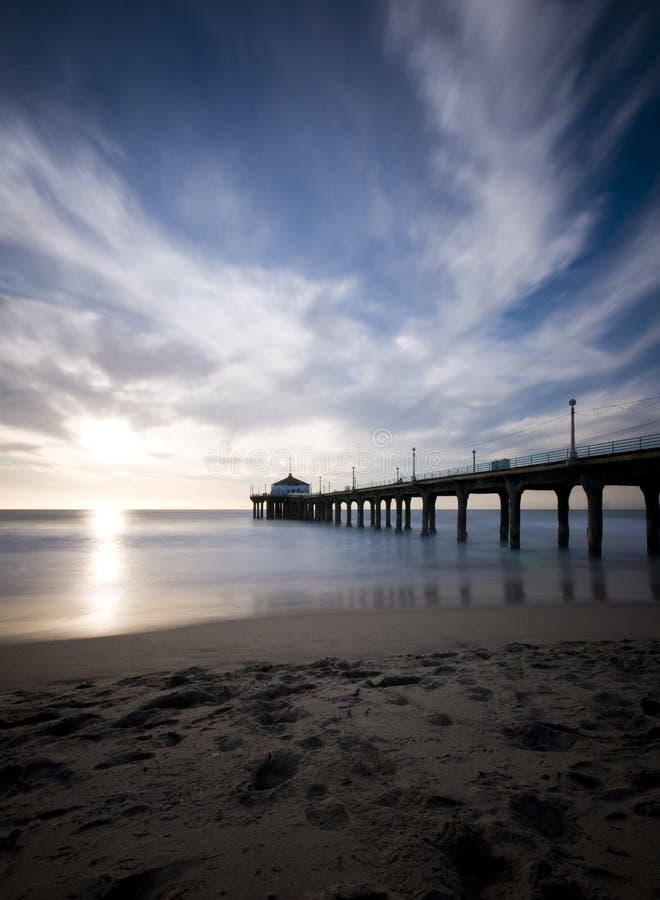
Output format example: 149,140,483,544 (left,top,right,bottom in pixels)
640,482,660,557
456,485,469,543
429,494,436,534
581,477,603,558
335,500,342,526
498,490,508,543
404,497,411,530
346,500,352,527
421,493,430,537
357,500,364,528
267,499,274,519
374,498,382,530
252,502,256,519
385,498,392,529
395,497,403,532
507,481,522,550
370,499,376,528
556,486,571,548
